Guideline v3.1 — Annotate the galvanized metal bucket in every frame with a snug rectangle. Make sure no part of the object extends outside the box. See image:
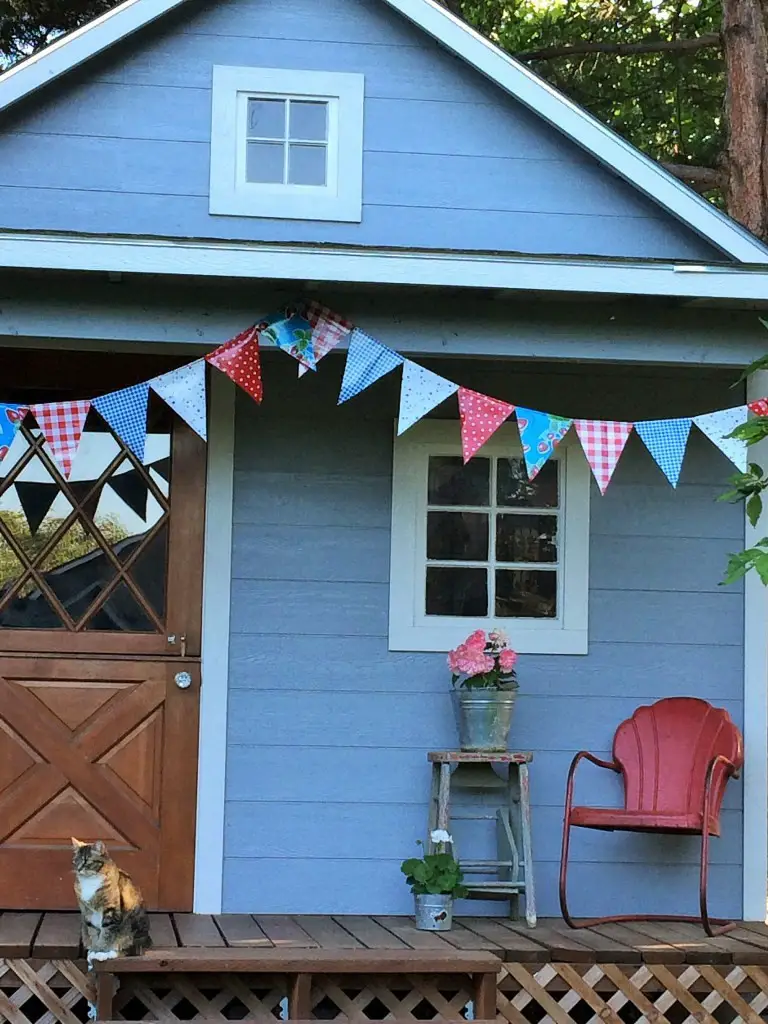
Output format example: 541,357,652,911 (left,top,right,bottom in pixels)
414,893,453,931
452,688,517,751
